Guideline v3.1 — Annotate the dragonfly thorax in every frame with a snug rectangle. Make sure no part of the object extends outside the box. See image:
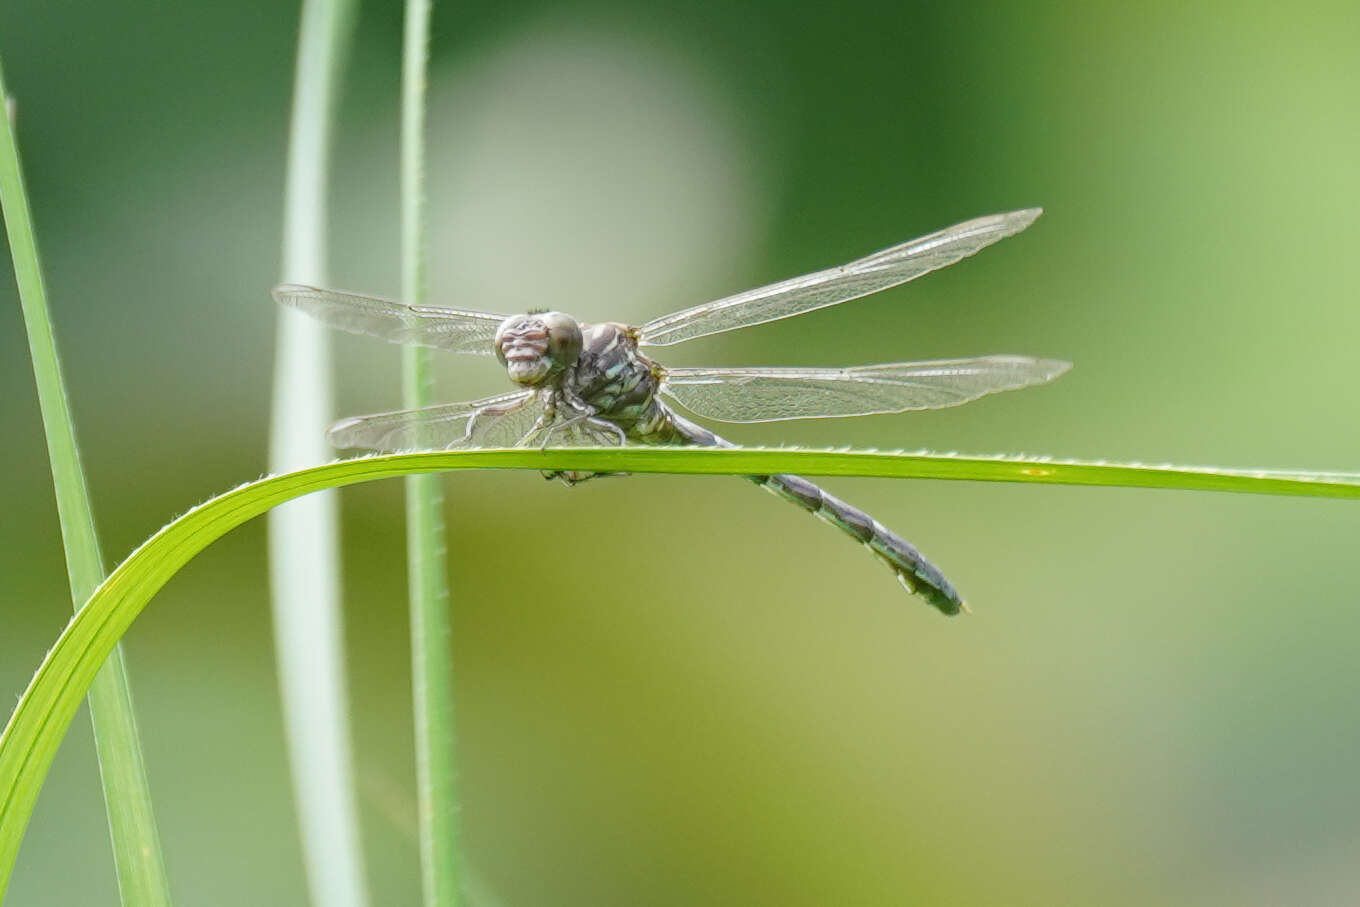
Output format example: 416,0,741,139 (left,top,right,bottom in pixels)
493,311,582,387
